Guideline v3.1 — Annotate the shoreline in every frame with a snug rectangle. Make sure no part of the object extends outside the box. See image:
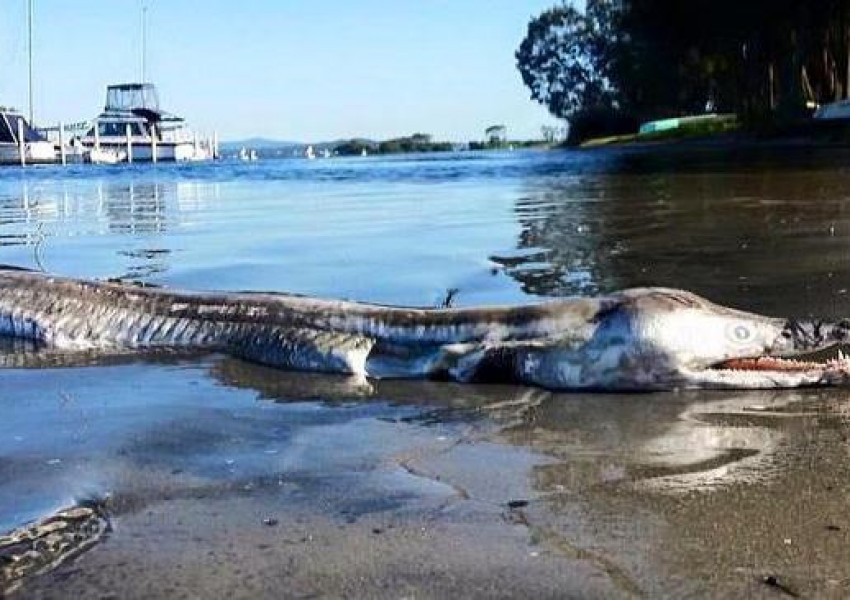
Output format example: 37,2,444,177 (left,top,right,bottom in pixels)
4,360,850,598
577,117,850,152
